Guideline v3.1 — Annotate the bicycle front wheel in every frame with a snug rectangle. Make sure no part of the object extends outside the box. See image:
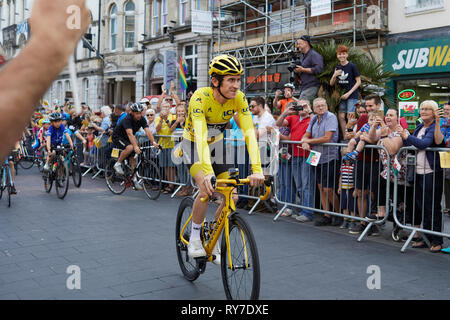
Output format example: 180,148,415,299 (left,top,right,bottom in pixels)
71,155,82,188
221,214,260,300
105,159,126,195
140,160,162,200
55,159,69,199
175,197,200,281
